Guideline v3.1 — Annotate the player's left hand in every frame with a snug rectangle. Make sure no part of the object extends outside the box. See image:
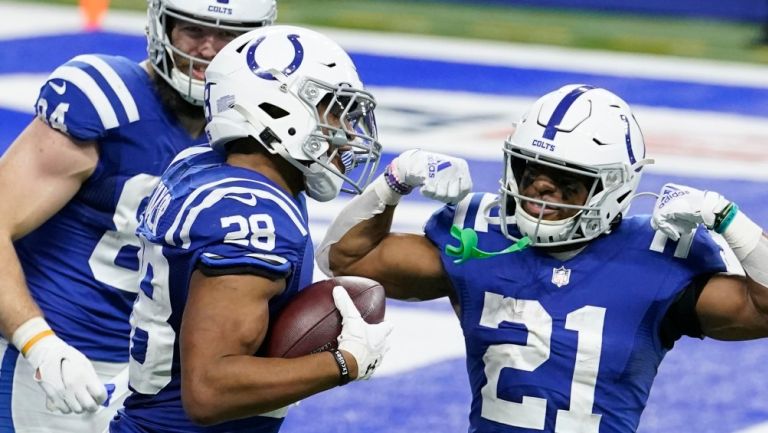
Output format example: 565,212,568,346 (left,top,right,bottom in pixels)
333,286,393,380
387,149,472,204
13,317,108,414
29,335,109,414
651,183,732,241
